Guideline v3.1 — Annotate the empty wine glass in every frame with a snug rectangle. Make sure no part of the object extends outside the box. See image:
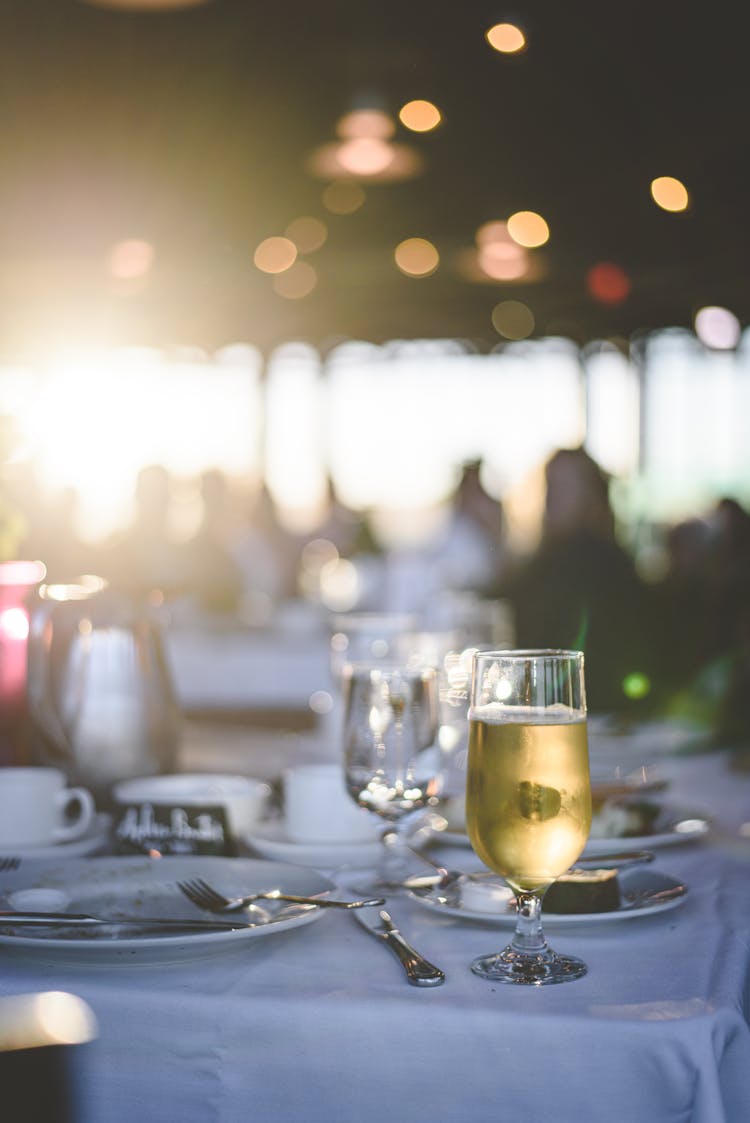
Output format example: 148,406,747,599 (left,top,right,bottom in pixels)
342,662,441,892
